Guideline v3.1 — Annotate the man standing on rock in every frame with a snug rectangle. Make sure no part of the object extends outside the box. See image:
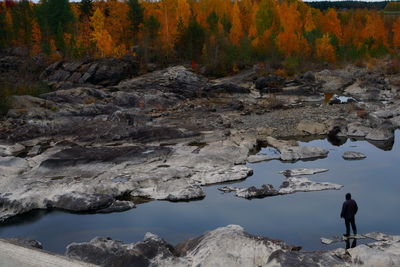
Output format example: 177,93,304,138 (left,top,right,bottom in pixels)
340,193,358,237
